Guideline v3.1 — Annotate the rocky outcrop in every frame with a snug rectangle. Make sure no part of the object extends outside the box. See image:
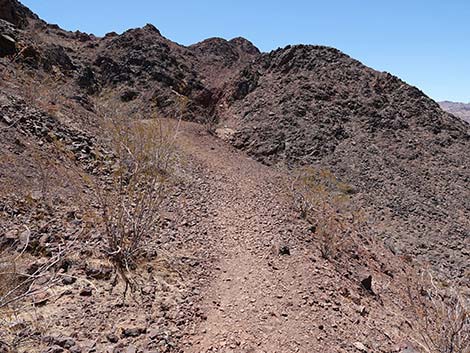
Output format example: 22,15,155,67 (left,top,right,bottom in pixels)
0,0,37,28
223,45,470,284
0,19,18,56
0,32,16,56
